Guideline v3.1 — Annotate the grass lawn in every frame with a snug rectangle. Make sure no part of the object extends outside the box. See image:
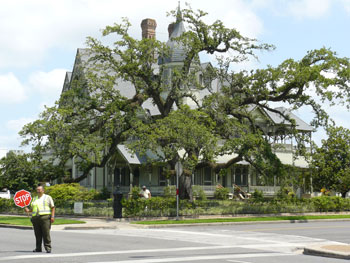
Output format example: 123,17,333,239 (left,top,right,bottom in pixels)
133,215,350,225
0,216,85,226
